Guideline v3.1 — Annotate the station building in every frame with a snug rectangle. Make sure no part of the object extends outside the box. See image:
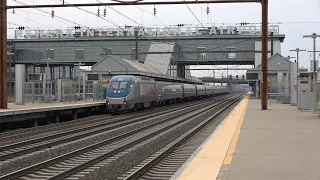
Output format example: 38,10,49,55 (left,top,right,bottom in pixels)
6,25,285,95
